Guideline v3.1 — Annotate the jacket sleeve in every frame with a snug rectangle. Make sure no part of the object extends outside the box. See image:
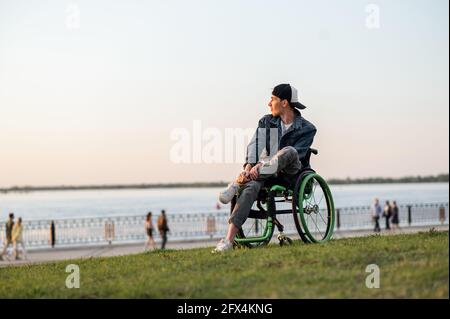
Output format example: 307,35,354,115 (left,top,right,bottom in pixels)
292,122,317,161
243,116,267,168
